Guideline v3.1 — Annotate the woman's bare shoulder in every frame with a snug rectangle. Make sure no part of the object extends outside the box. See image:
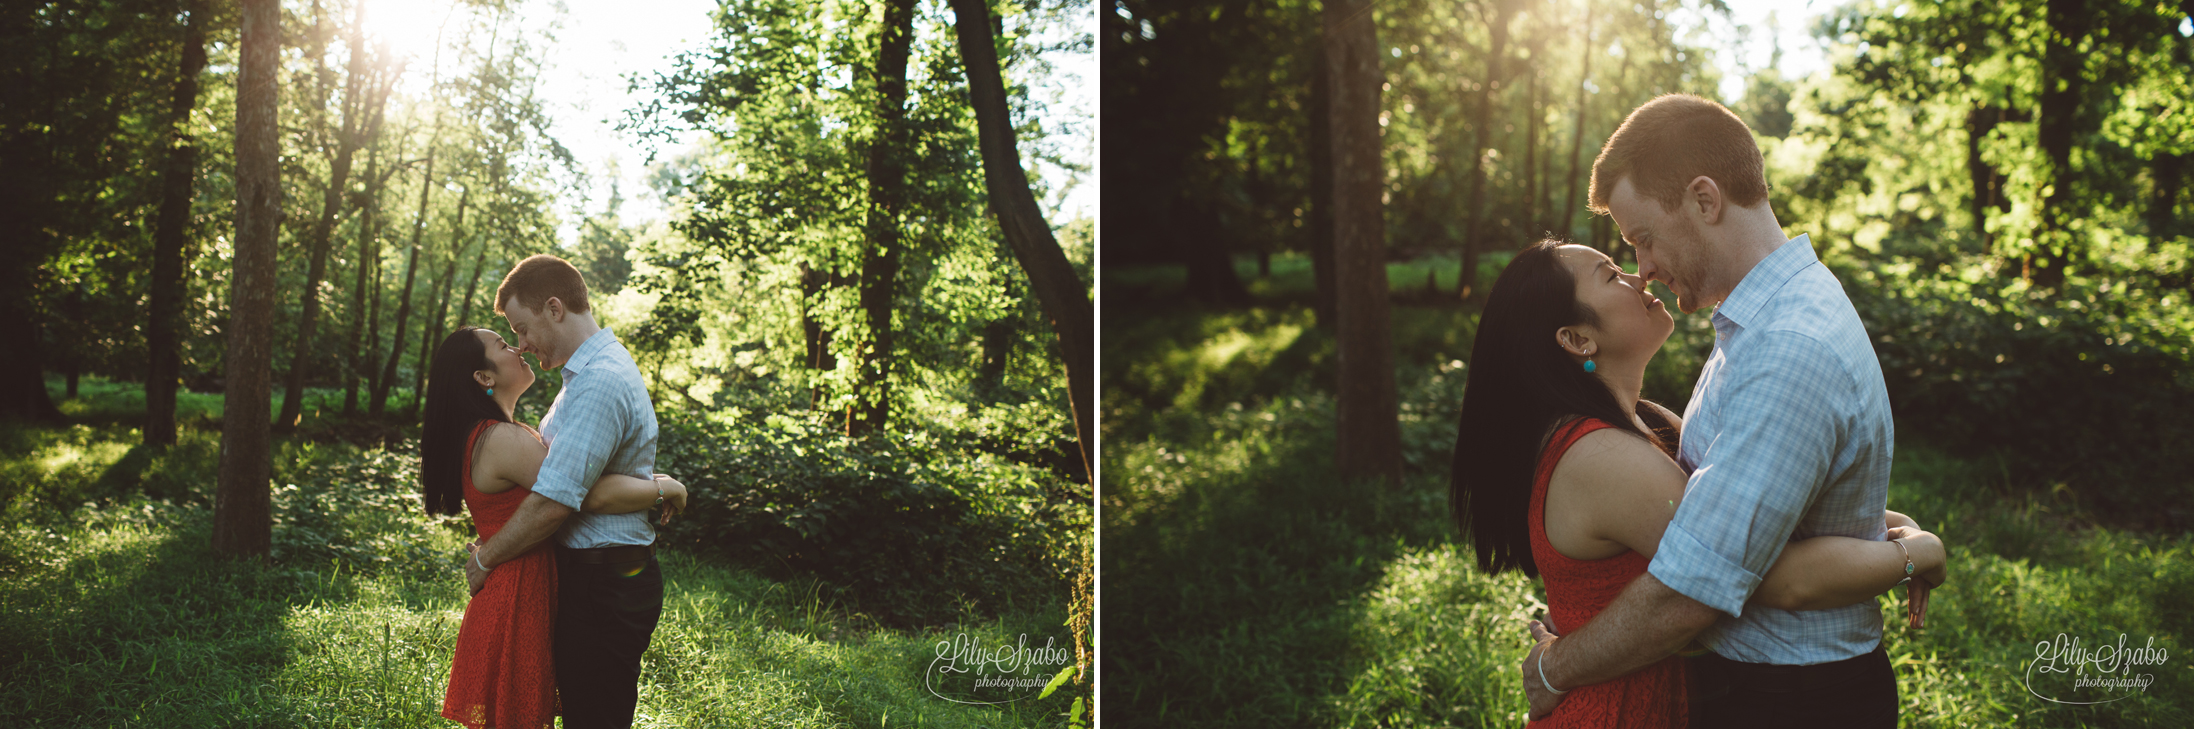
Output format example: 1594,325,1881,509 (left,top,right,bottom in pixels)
1553,427,1688,501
